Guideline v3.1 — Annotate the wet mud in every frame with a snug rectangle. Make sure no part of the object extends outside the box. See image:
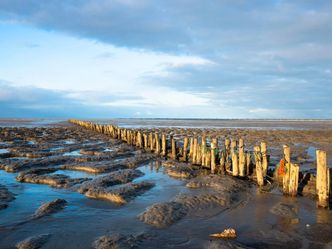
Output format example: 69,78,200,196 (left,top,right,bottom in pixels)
0,120,331,249
93,233,149,249
33,199,67,219
16,234,51,249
